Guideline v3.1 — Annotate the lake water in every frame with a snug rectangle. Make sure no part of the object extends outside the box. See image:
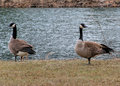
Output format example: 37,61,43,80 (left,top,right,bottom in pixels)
0,8,120,61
